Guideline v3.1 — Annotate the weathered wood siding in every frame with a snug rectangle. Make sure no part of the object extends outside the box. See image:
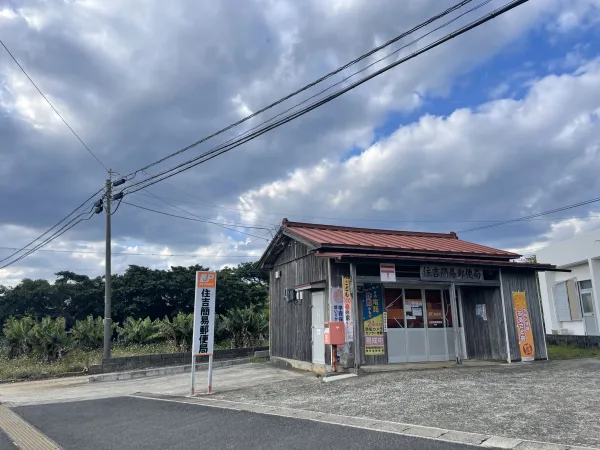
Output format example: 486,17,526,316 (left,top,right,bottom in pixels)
460,286,508,360
500,269,548,360
269,240,328,363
